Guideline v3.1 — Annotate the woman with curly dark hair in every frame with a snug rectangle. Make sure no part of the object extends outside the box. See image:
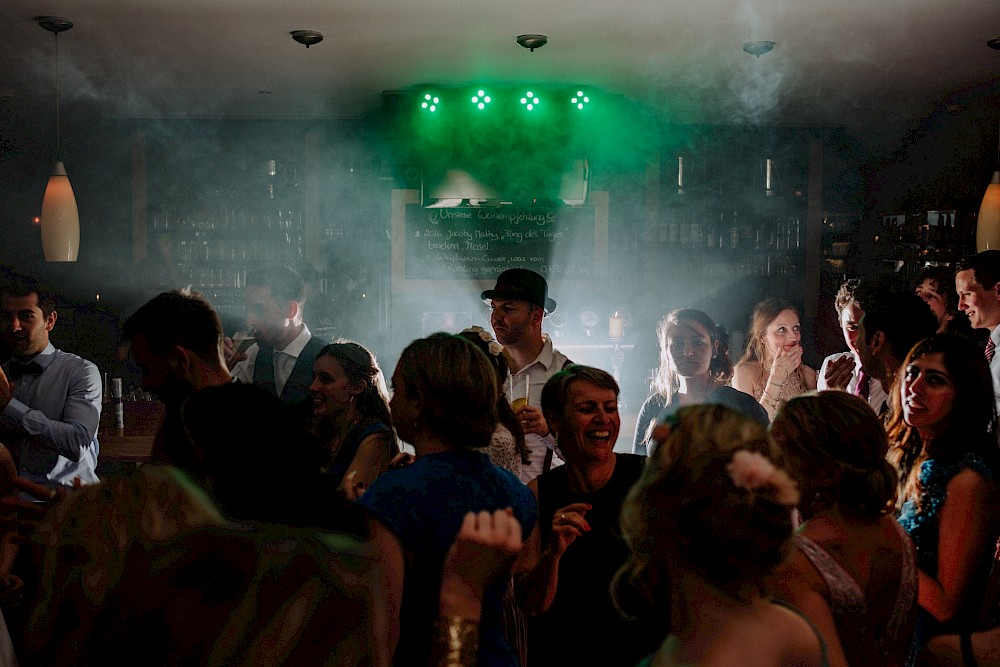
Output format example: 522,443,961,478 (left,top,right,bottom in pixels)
887,333,1000,655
